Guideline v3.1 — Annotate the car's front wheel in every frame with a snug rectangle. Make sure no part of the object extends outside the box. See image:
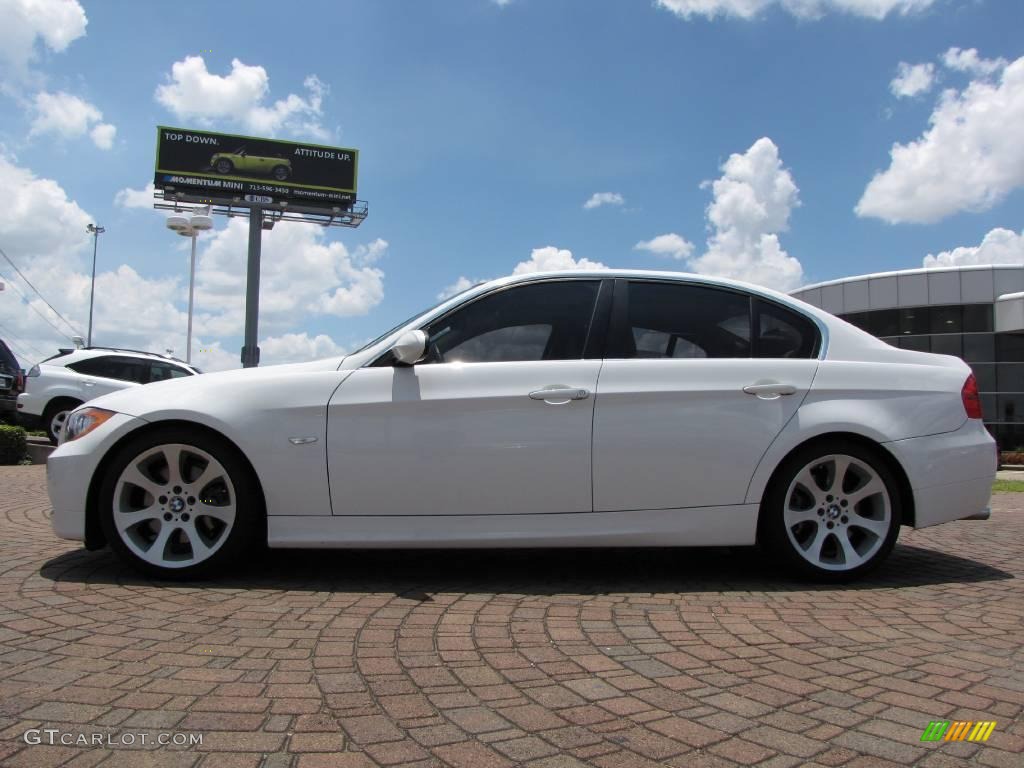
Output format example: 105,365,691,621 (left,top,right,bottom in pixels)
760,440,902,581
215,158,233,174
98,427,260,579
